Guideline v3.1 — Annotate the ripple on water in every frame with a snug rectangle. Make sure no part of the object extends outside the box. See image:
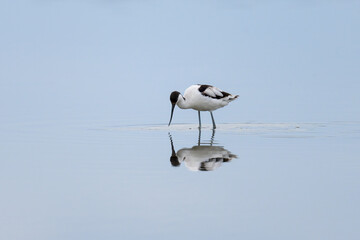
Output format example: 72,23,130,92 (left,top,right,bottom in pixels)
102,122,360,139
